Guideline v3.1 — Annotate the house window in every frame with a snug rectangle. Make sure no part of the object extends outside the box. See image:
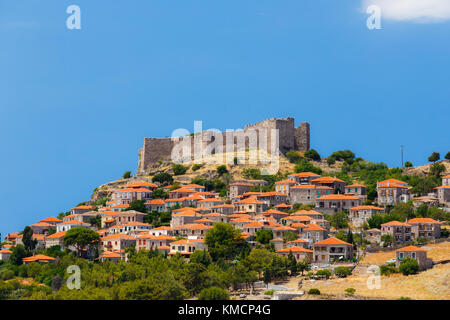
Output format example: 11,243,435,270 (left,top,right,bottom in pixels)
411,252,416,259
